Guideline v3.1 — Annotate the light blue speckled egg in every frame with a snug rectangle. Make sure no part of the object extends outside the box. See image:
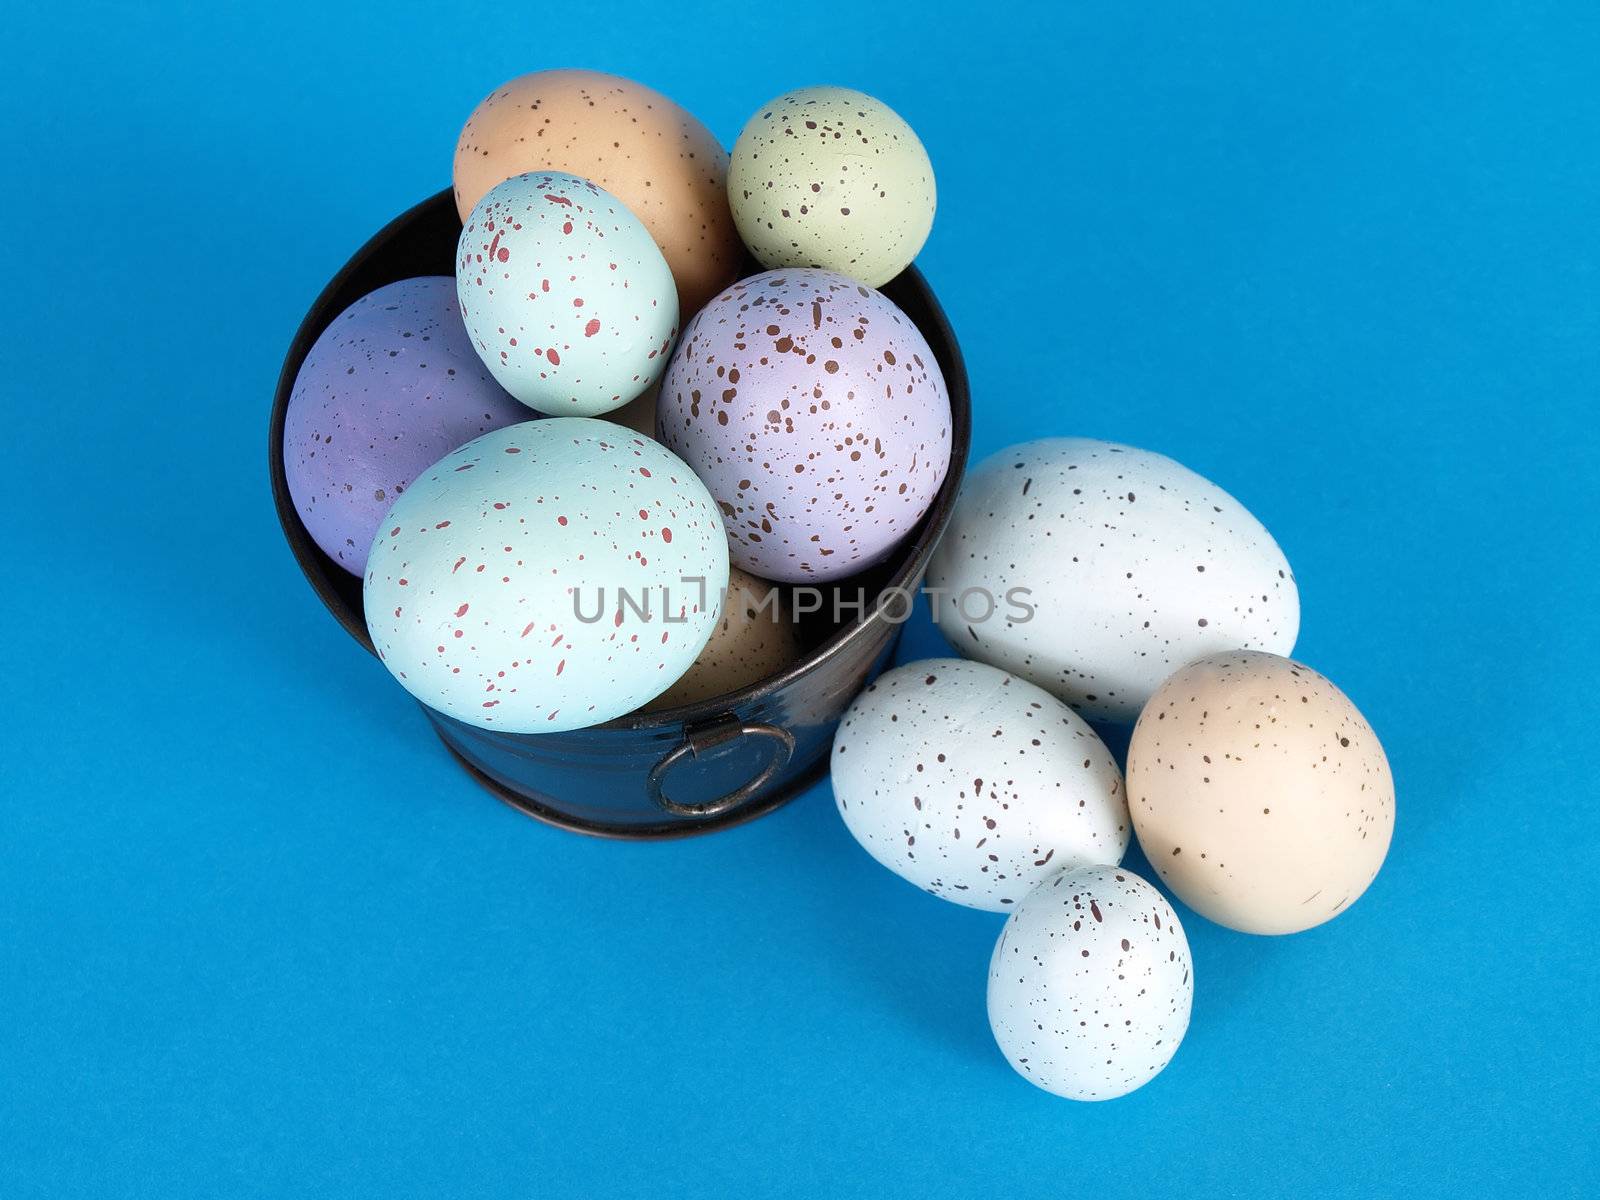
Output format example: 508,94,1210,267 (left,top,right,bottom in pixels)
456,172,678,417
363,418,729,733
988,866,1193,1101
